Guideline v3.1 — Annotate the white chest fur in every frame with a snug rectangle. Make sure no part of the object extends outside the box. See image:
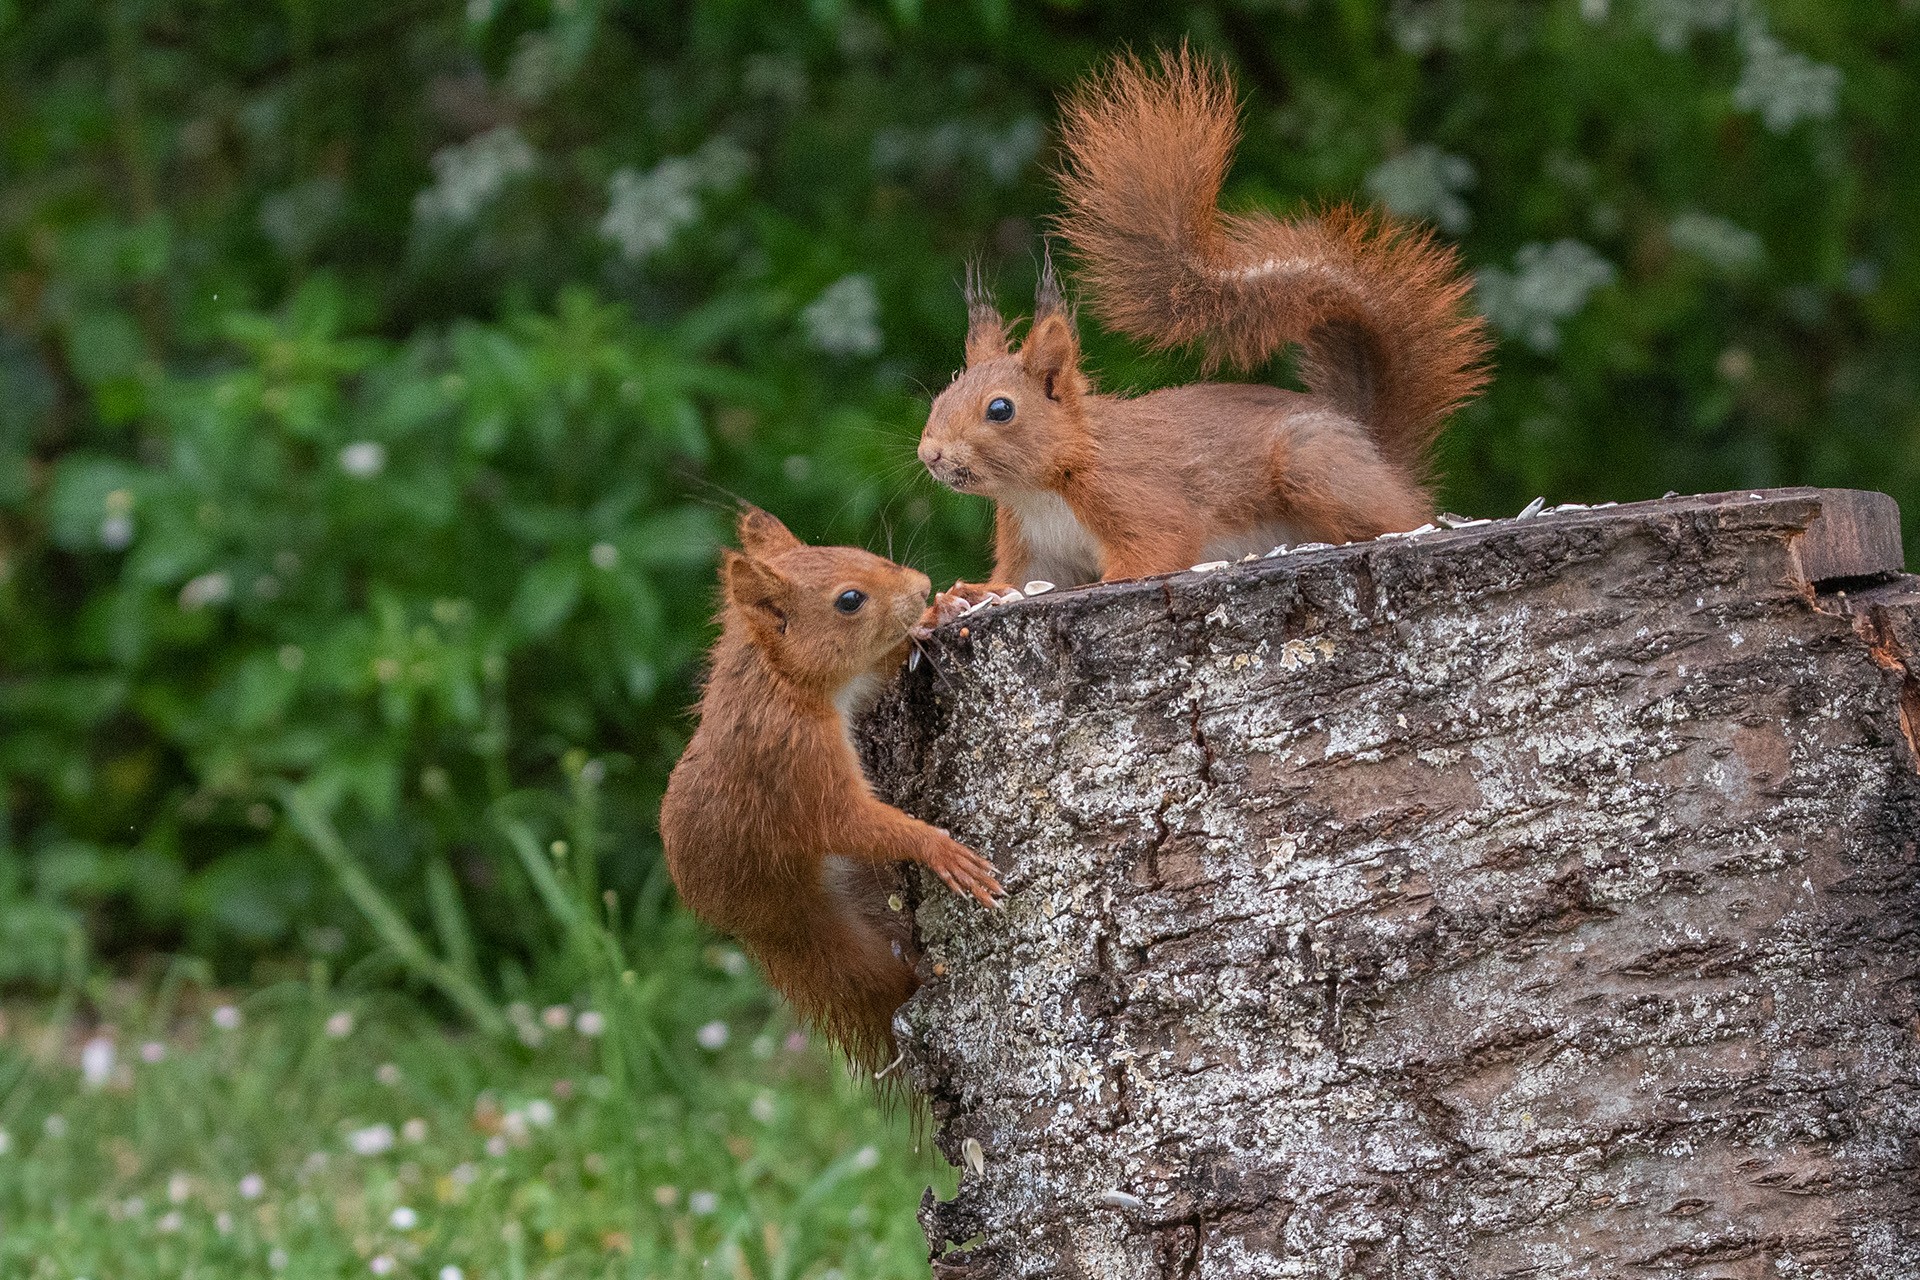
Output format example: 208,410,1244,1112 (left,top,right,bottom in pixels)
1008,490,1105,586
